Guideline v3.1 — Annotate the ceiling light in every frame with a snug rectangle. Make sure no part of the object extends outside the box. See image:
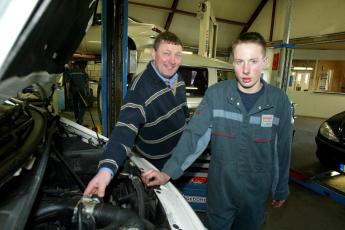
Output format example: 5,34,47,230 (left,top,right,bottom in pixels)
292,67,313,71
